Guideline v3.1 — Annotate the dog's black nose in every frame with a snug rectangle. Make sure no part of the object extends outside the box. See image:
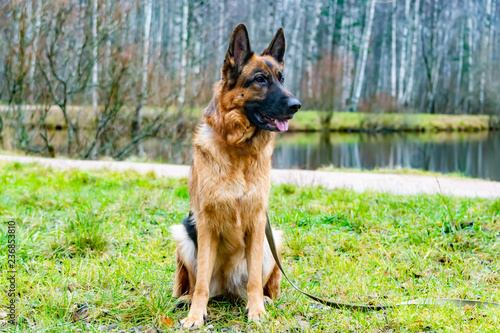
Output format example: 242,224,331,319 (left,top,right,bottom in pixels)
287,98,301,113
